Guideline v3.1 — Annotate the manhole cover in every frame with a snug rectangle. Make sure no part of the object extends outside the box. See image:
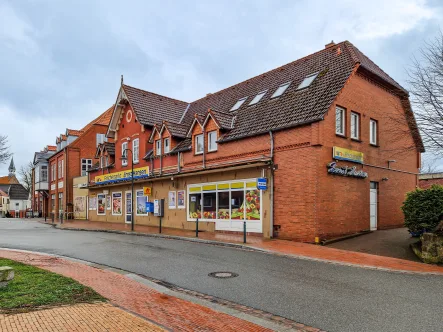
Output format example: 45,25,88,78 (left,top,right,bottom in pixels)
208,272,239,279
